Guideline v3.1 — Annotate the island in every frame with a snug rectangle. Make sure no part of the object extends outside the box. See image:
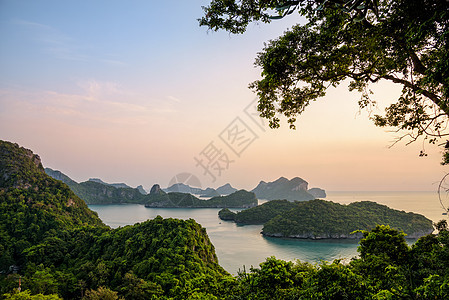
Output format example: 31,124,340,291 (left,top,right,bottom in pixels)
251,177,325,201
219,199,434,239
45,169,254,208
